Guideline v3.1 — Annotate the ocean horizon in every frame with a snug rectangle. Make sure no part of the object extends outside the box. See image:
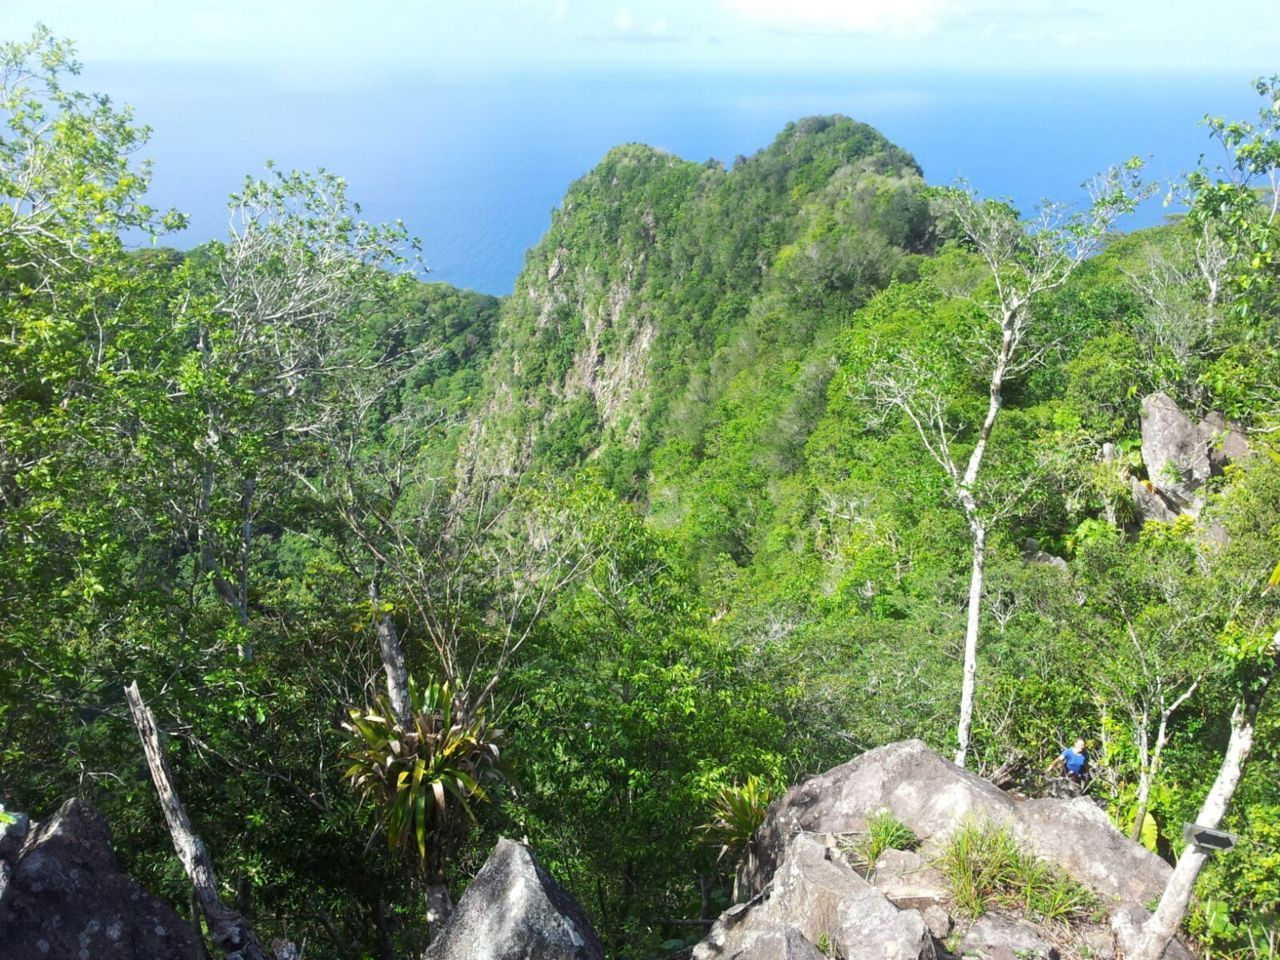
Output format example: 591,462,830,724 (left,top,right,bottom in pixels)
89,65,1261,297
